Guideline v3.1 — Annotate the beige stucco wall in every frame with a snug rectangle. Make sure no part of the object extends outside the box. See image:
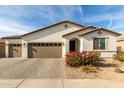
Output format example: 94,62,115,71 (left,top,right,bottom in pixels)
62,27,96,56
4,23,118,58
5,39,22,44
63,27,96,40
21,22,83,42
82,29,117,57
21,22,83,58
5,39,22,57
117,41,124,51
